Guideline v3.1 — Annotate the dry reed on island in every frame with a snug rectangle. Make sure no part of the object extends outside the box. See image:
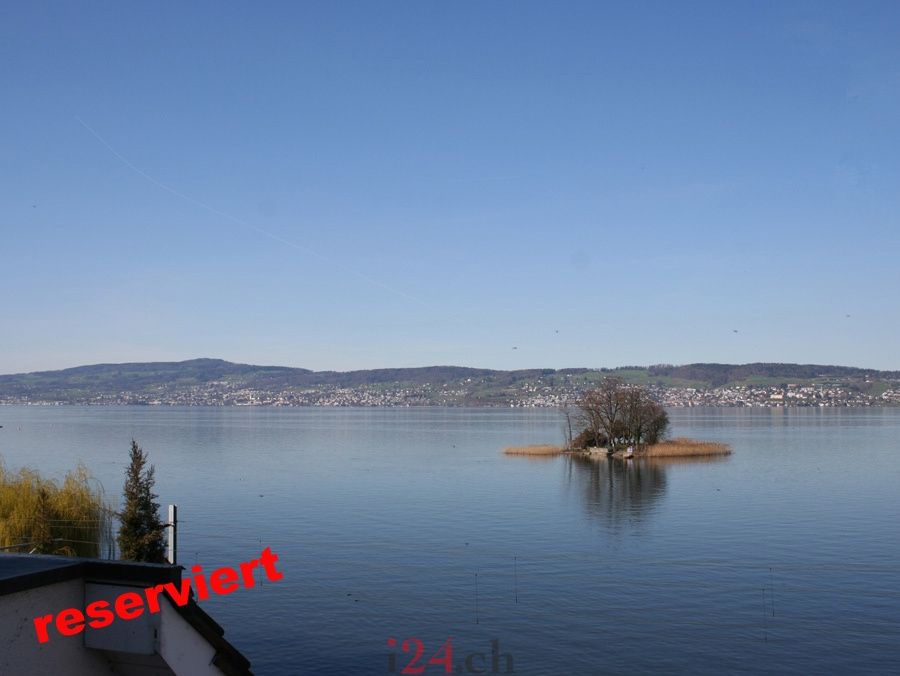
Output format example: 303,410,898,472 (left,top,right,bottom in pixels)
503,444,565,456
641,438,731,458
